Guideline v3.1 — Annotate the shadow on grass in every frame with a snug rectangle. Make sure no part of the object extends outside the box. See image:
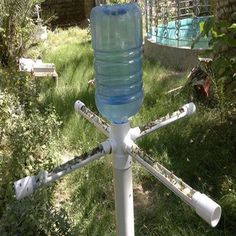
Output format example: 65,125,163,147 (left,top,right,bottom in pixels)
144,72,186,110
67,160,116,236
